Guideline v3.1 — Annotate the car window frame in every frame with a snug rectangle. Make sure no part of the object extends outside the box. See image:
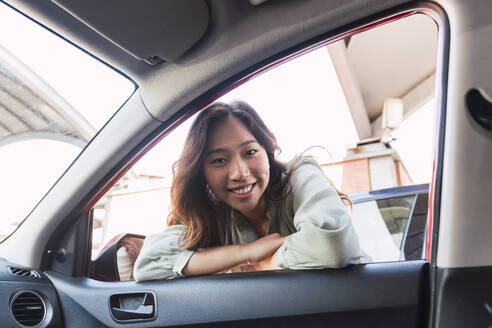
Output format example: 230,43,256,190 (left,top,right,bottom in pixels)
78,4,448,281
